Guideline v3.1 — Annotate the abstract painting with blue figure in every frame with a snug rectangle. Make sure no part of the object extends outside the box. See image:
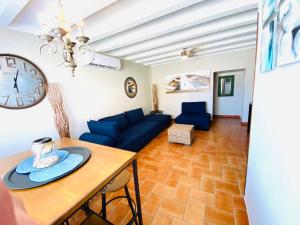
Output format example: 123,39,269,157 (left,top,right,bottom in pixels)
262,0,277,25
277,0,300,66
261,18,277,72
